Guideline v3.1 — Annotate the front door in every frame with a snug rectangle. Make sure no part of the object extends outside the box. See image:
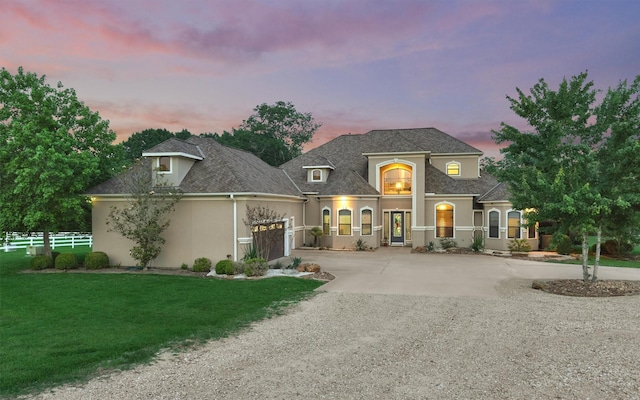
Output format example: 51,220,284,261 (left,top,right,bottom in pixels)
390,211,404,245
